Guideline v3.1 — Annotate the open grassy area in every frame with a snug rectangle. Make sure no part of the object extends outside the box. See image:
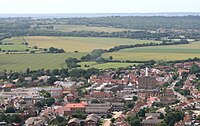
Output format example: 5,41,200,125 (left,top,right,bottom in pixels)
24,36,160,52
0,37,30,51
103,42,200,61
53,25,135,33
0,53,137,71
2,37,26,44
78,62,137,69
0,53,86,71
